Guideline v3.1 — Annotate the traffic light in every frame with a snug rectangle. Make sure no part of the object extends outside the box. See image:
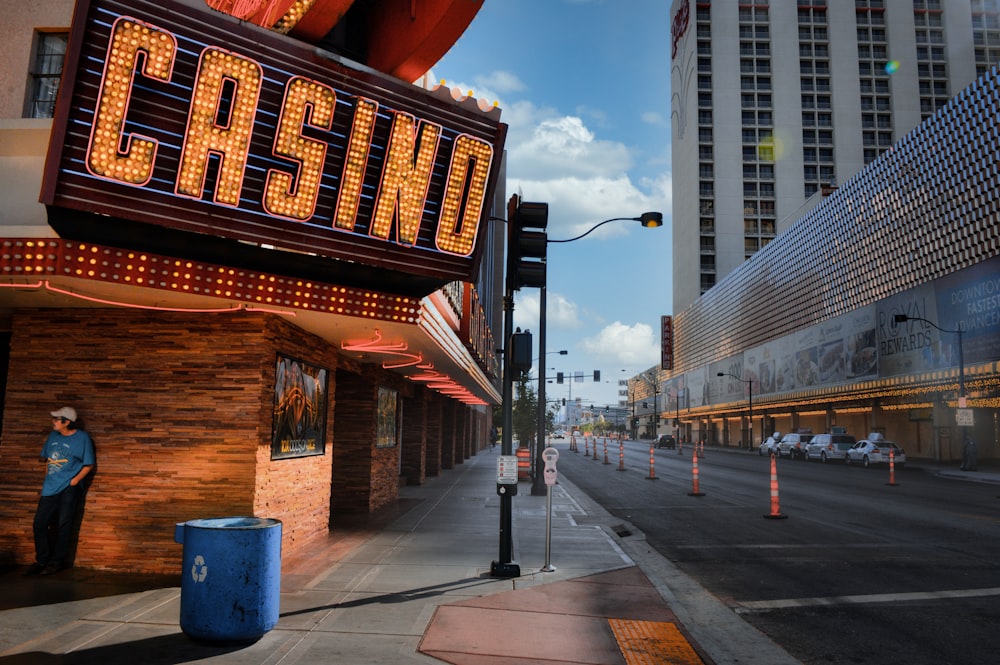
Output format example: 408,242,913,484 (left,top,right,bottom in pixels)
510,328,533,375
507,199,548,290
